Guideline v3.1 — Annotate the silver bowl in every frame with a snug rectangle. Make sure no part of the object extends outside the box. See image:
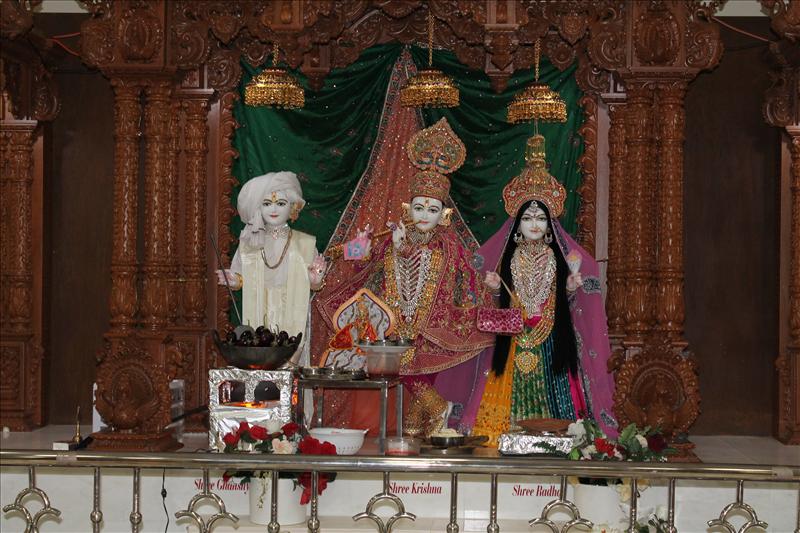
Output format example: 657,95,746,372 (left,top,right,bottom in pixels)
300,367,335,378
